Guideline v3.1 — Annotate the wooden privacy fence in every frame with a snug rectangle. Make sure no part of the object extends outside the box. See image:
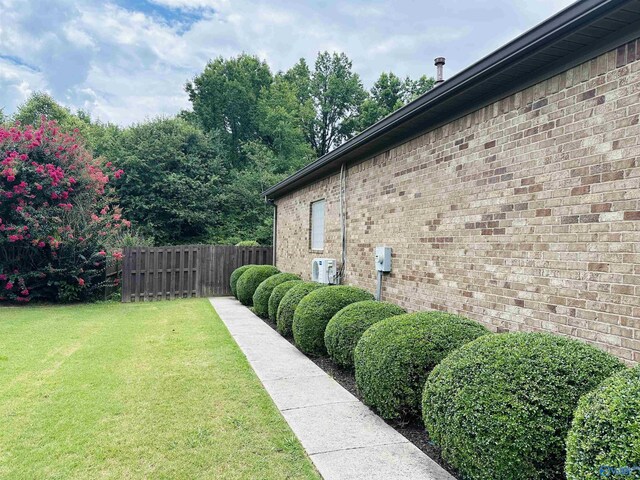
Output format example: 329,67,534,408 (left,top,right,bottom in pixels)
121,245,273,302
